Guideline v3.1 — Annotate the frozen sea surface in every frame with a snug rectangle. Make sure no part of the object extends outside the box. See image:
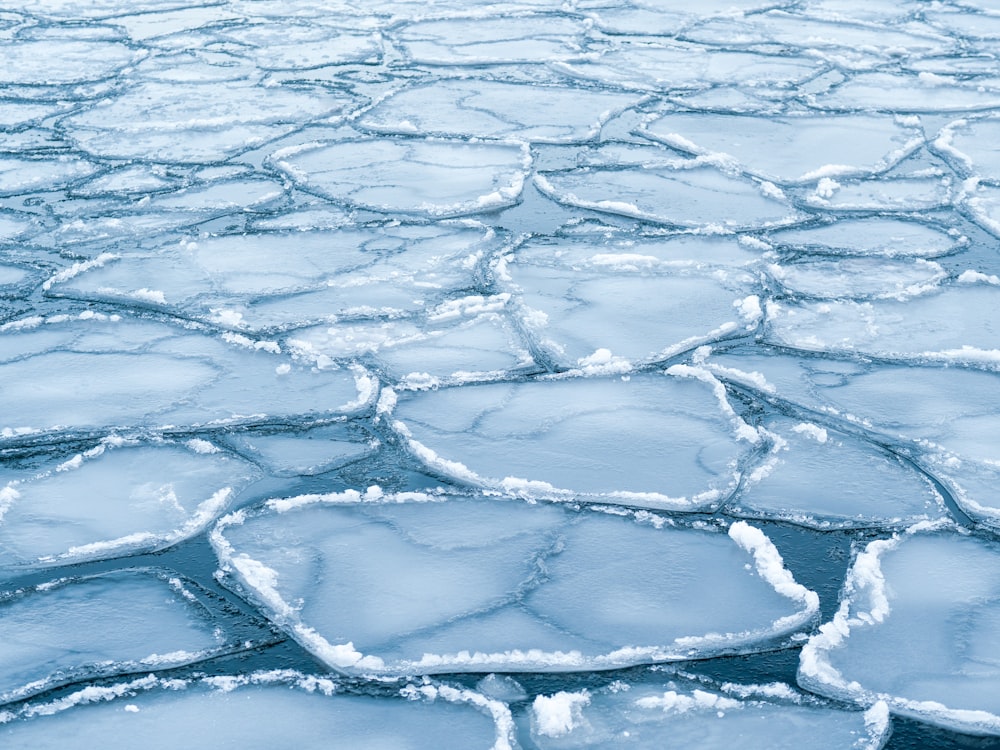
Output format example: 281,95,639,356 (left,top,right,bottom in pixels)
1,1,999,748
